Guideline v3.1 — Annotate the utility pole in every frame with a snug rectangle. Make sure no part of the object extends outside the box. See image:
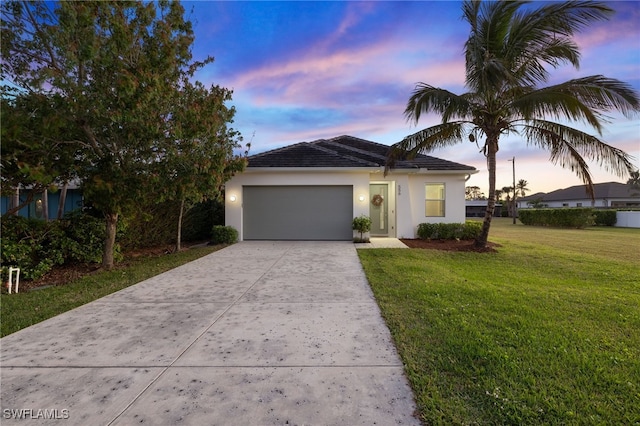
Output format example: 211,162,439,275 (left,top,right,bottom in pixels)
509,157,516,224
